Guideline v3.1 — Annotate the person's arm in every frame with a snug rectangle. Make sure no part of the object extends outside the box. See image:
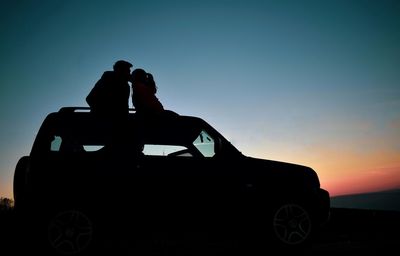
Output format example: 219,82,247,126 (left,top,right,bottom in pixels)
86,72,110,107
